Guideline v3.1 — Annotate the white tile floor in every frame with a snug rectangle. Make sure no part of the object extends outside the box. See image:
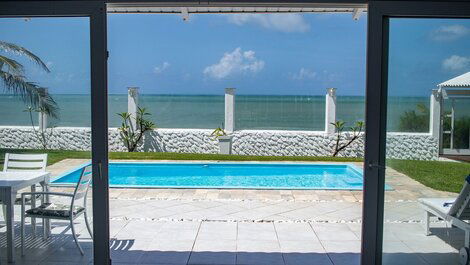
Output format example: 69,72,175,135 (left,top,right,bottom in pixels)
4,159,456,264
0,192,462,265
